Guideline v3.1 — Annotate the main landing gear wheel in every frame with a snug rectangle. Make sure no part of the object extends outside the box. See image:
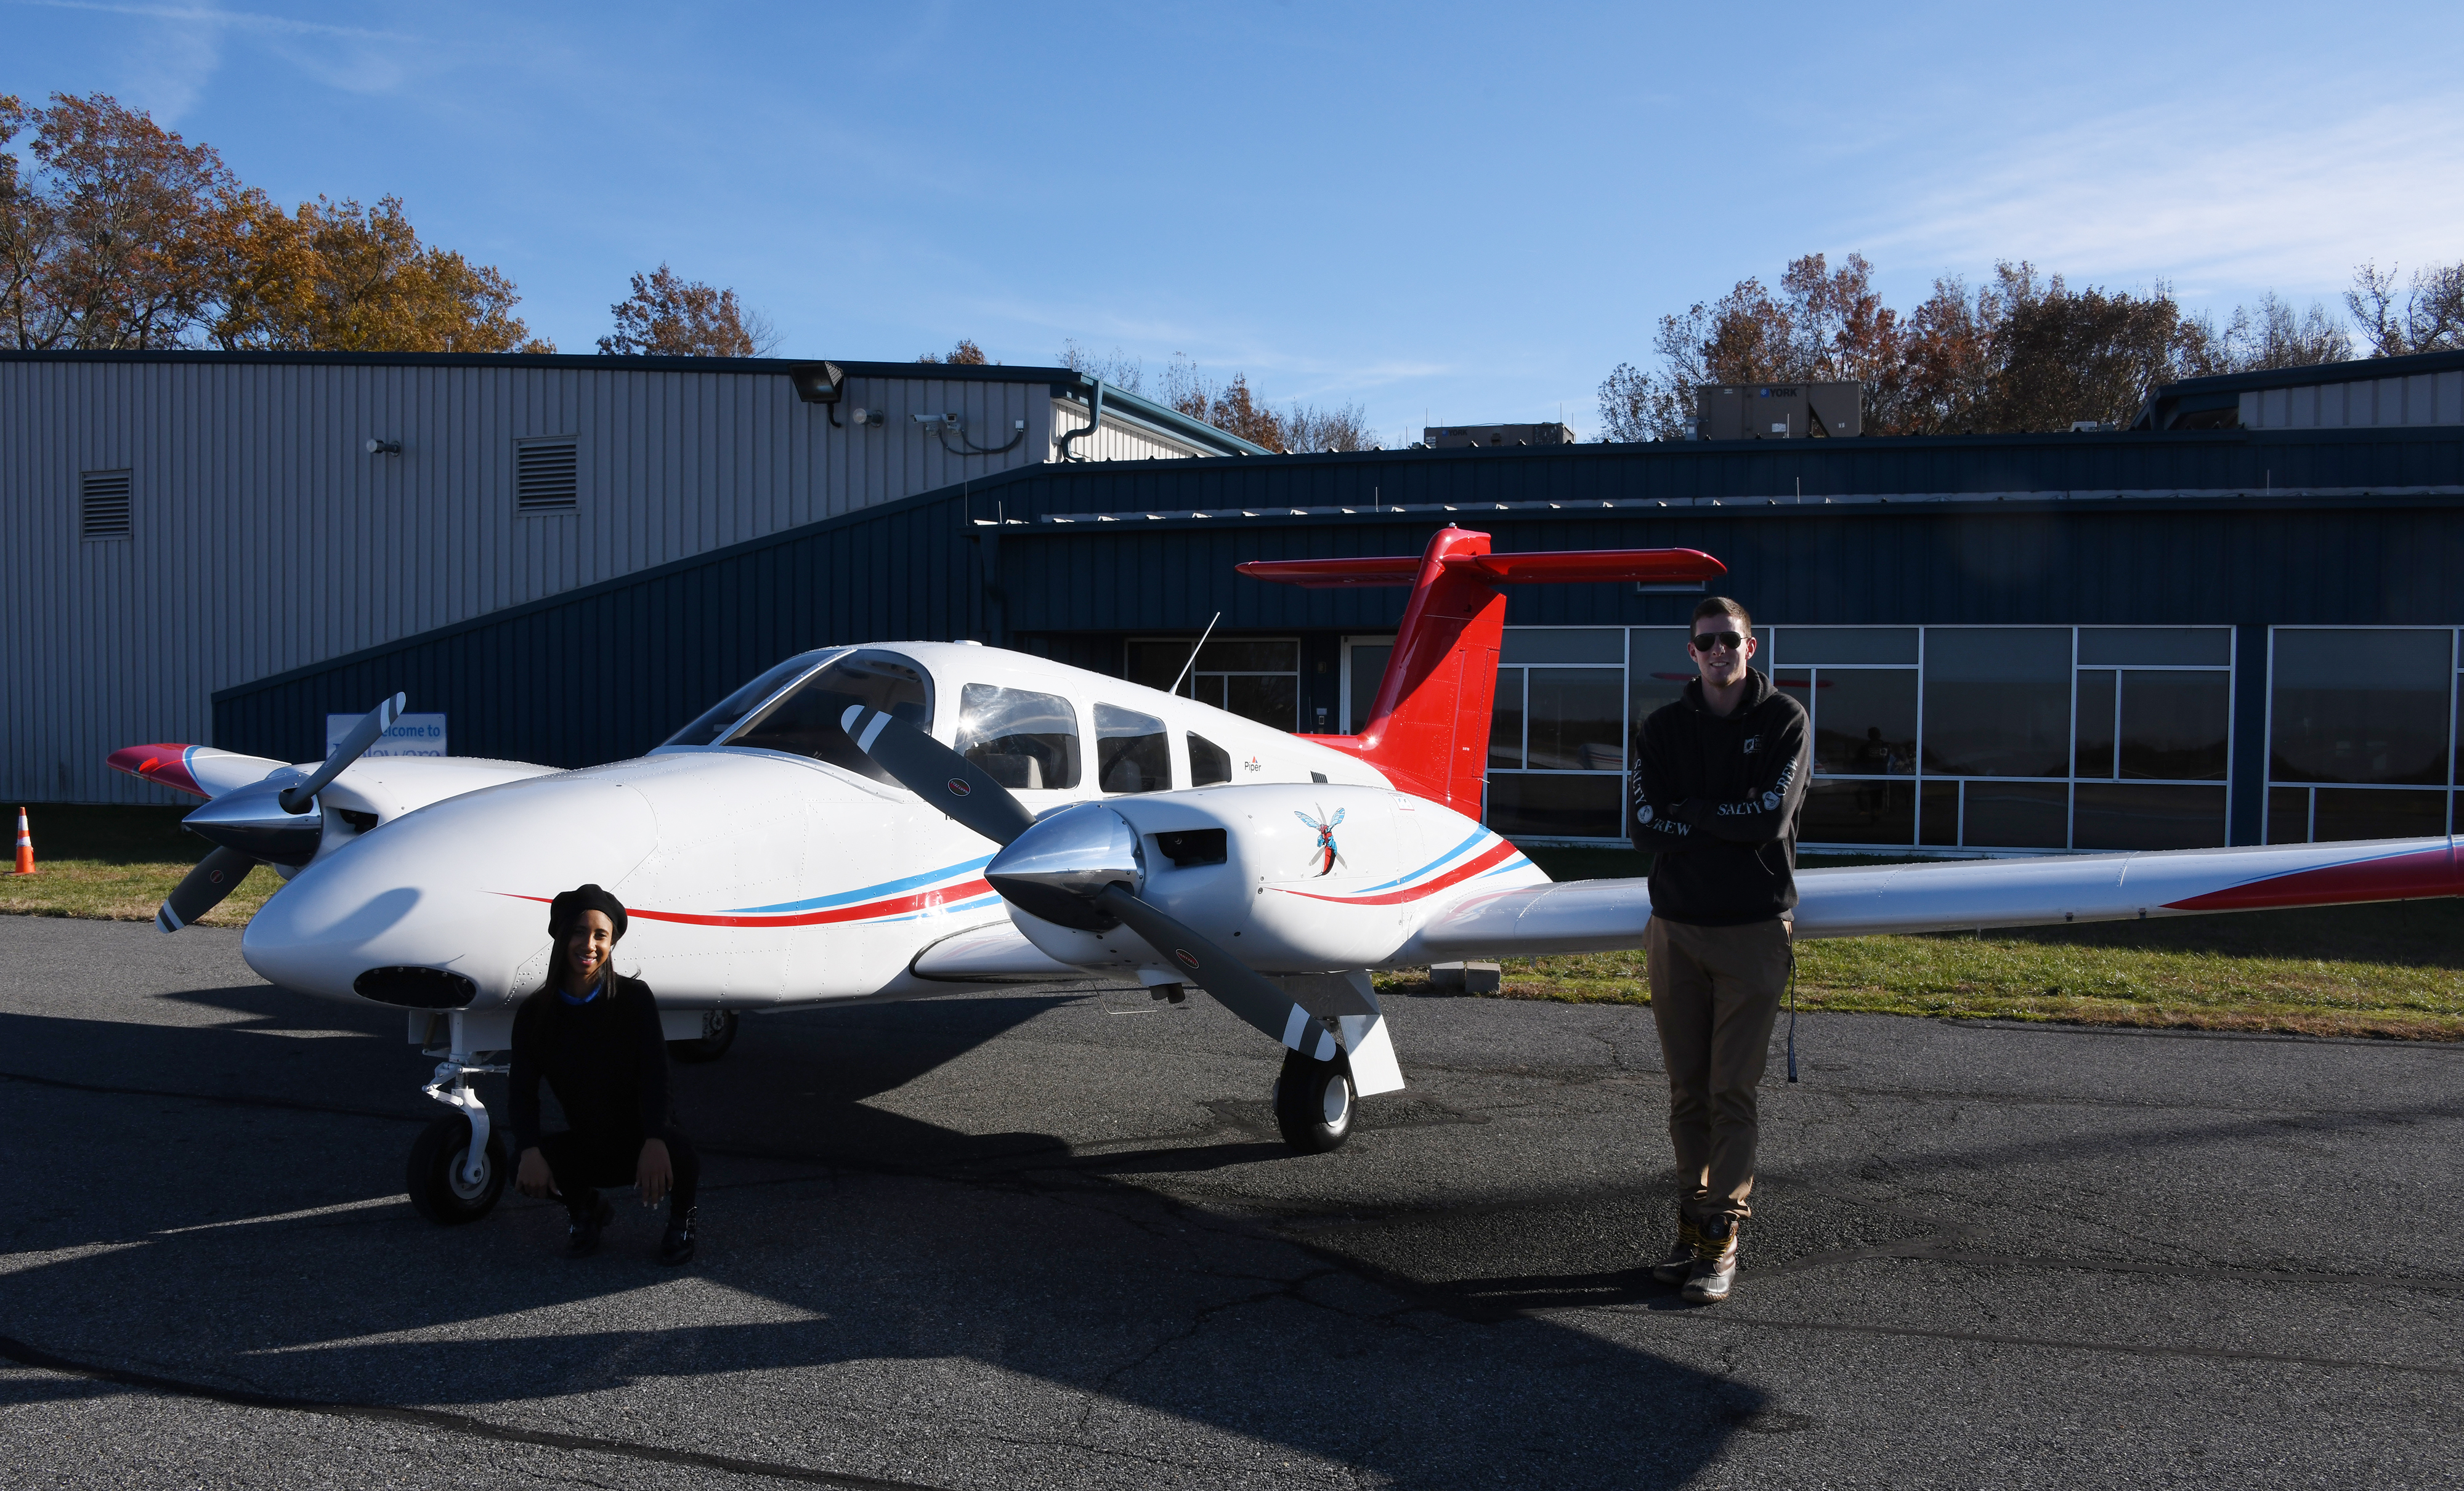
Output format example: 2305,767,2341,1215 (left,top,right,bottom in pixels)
668,1009,739,1064
407,1112,512,1224
1273,1049,1356,1154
